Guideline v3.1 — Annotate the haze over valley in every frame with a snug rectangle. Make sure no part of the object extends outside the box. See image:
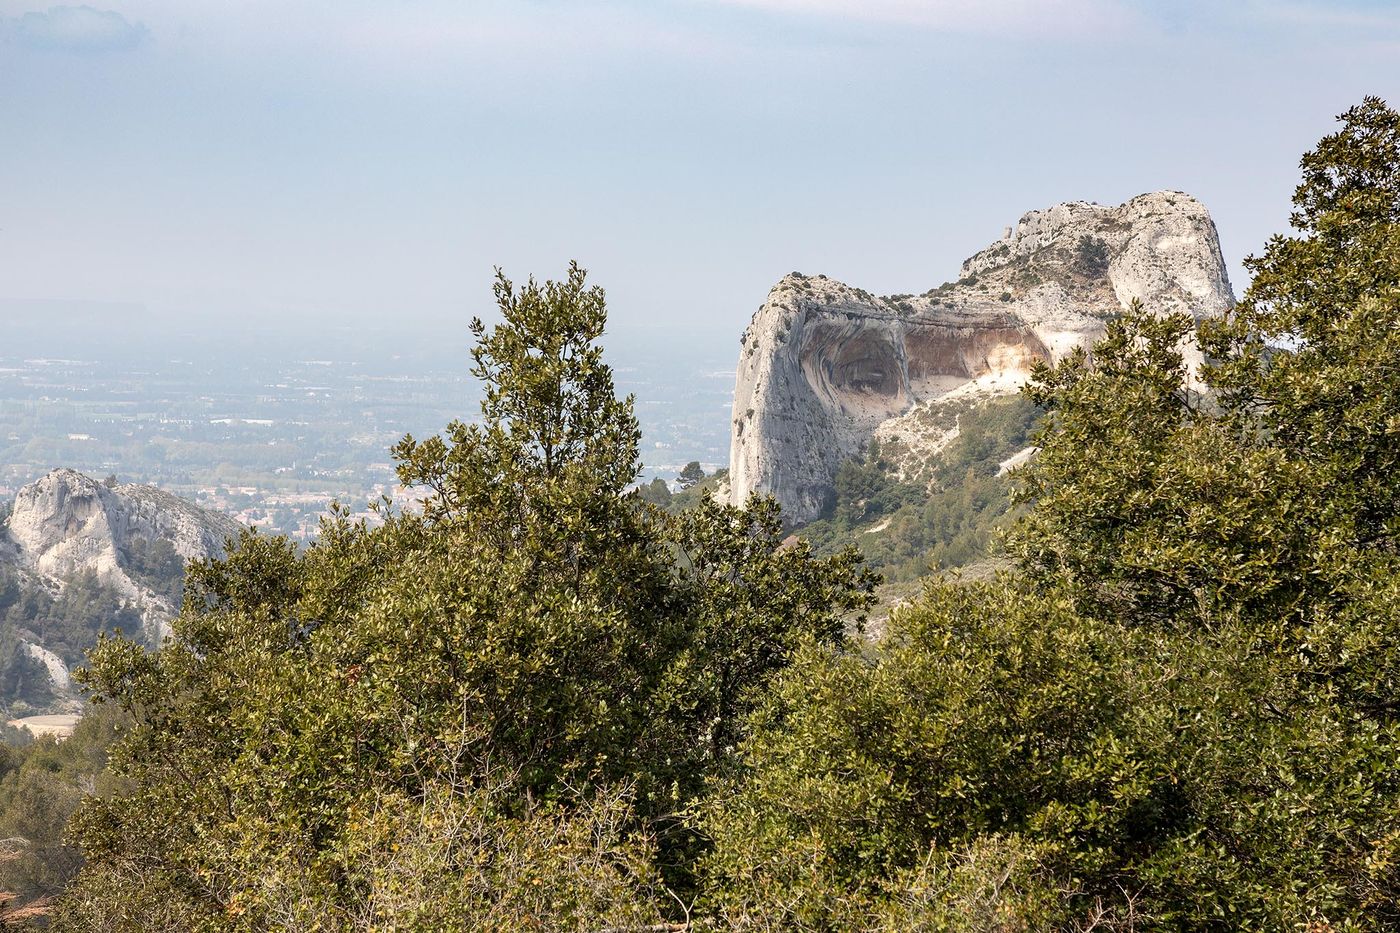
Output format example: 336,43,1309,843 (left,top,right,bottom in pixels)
0,311,735,537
